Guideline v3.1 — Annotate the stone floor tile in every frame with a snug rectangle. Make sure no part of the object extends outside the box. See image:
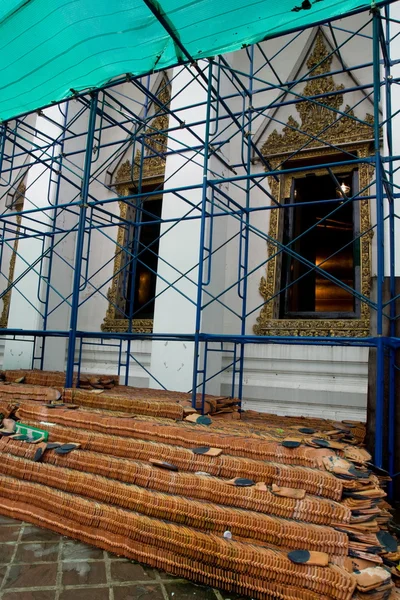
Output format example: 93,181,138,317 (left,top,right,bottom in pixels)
3,563,58,589
113,583,165,600
61,540,104,561
0,518,230,600
2,591,56,600
61,560,107,586
14,543,59,564
164,582,219,600
158,570,181,580
0,544,16,564
59,587,109,600
0,527,20,543
110,561,156,583
20,527,60,543
0,565,8,587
